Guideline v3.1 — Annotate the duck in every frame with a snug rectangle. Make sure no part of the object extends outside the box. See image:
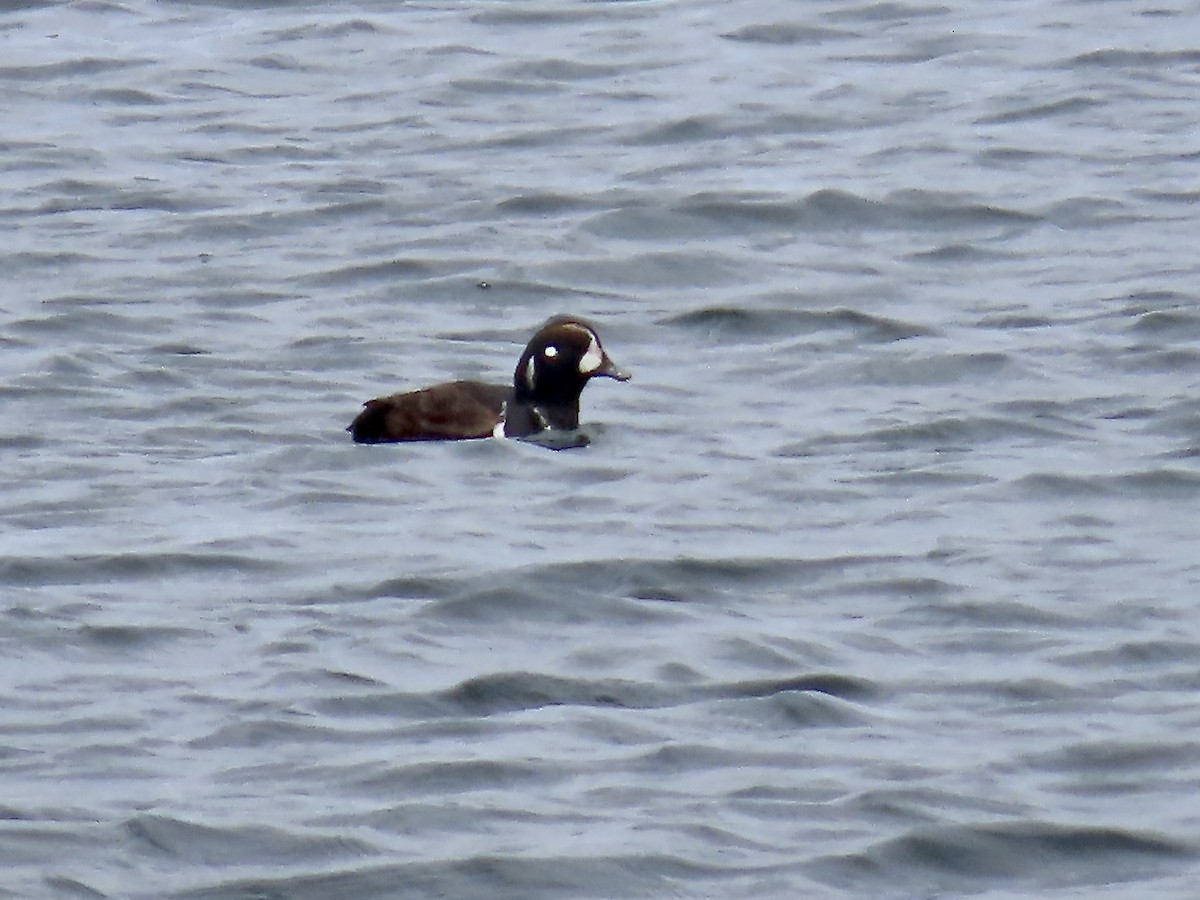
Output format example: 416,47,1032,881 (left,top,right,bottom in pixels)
347,315,630,446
